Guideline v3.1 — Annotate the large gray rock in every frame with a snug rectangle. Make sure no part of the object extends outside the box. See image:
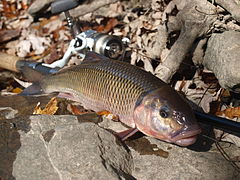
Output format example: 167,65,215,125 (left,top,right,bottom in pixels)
204,31,240,91
10,115,133,180
100,117,240,180
0,108,239,179
128,137,239,180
